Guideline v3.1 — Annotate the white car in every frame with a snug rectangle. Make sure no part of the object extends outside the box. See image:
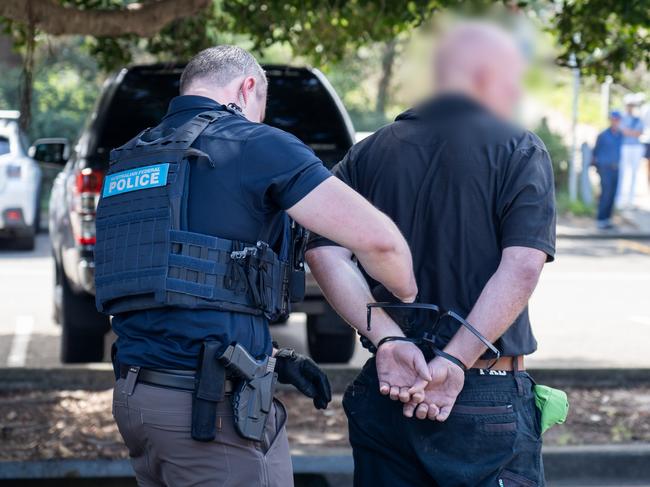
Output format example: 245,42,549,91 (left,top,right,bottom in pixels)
0,111,42,250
